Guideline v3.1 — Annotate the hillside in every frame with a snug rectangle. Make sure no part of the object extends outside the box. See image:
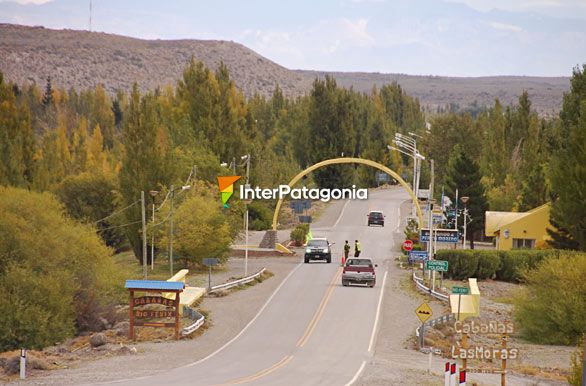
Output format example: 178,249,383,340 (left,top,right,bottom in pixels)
0,24,570,114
